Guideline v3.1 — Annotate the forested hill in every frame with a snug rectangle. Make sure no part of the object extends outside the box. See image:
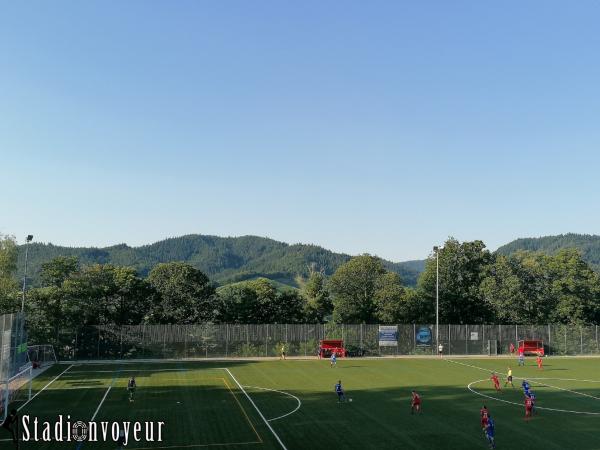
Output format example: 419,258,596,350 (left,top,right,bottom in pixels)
496,234,600,271
16,235,425,288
